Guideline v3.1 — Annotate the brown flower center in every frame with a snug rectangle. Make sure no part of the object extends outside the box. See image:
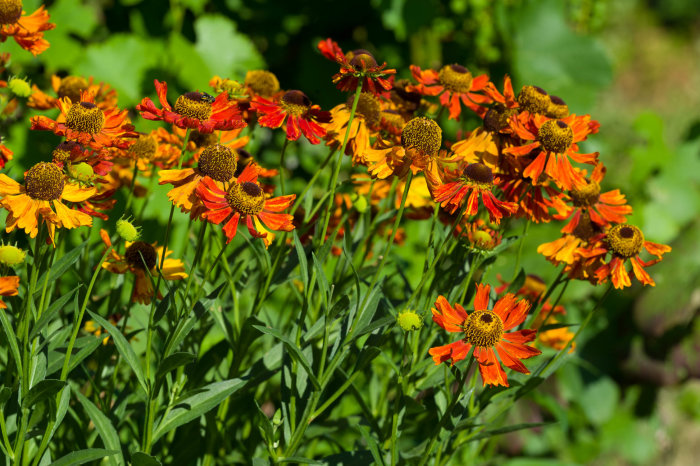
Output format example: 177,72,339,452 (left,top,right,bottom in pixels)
483,104,517,133
57,76,89,103
0,0,22,25
349,93,381,126
349,50,377,70
464,162,494,185
189,130,218,148
546,95,569,119
607,224,644,258
25,162,65,201
517,85,550,115
65,102,105,135
244,70,280,97
572,212,597,241
174,92,213,121
570,181,600,207
128,135,157,161
125,241,158,270
280,90,311,117
401,117,442,155
225,181,265,215
538,119,573,153
463,310,504,348
438,64,473,94
198,144,237,182
51,141,81,166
